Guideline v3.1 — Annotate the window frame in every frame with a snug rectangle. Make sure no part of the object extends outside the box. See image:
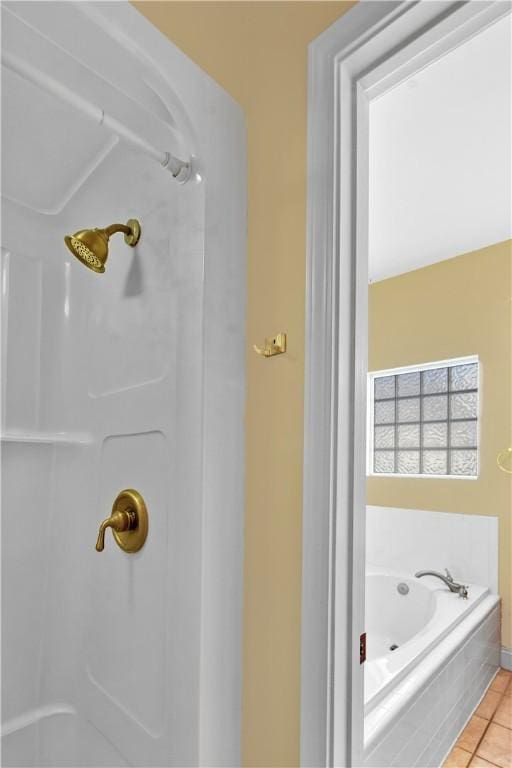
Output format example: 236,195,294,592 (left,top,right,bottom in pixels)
367,355,480,479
